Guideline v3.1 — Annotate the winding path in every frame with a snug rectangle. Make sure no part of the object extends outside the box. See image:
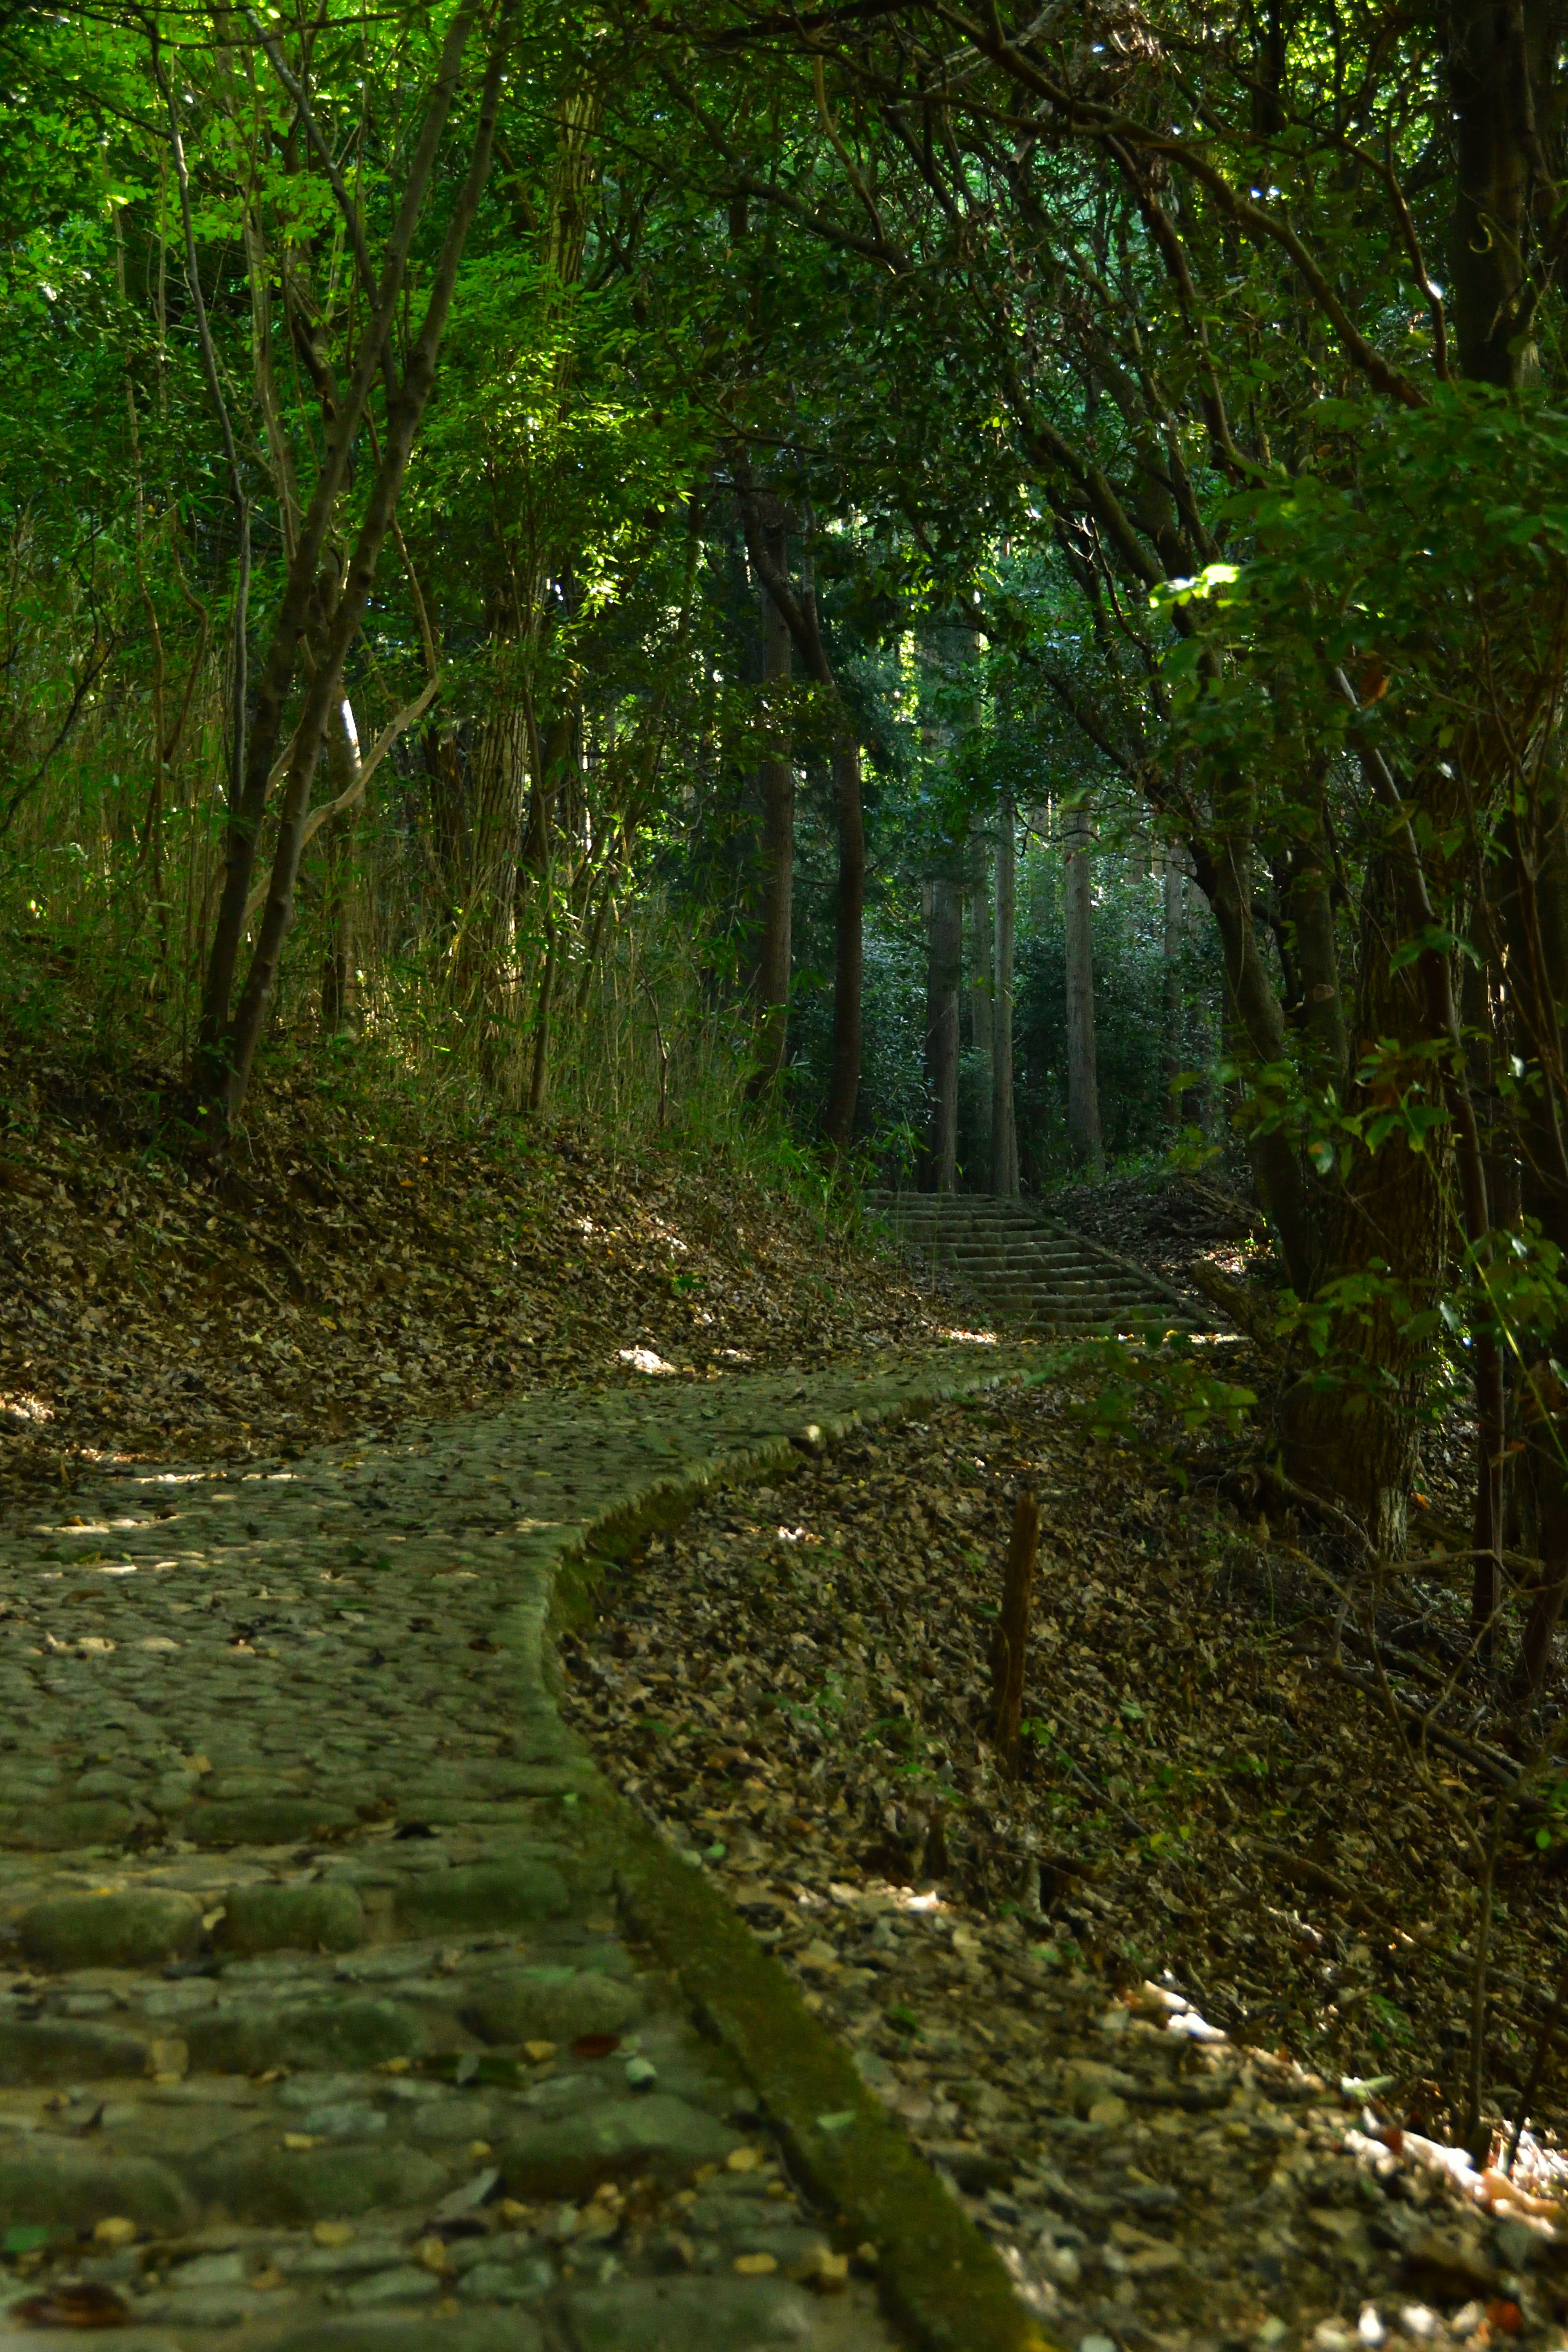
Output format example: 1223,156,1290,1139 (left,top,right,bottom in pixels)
0,1350,1041,2352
